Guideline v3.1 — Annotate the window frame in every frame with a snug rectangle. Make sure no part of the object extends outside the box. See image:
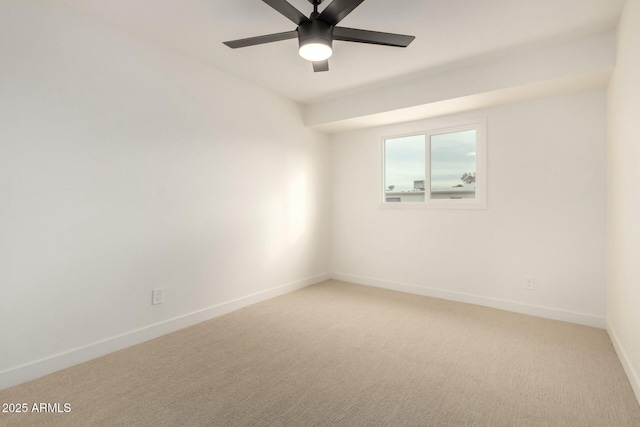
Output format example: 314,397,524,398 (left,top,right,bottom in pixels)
380,118,487,210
